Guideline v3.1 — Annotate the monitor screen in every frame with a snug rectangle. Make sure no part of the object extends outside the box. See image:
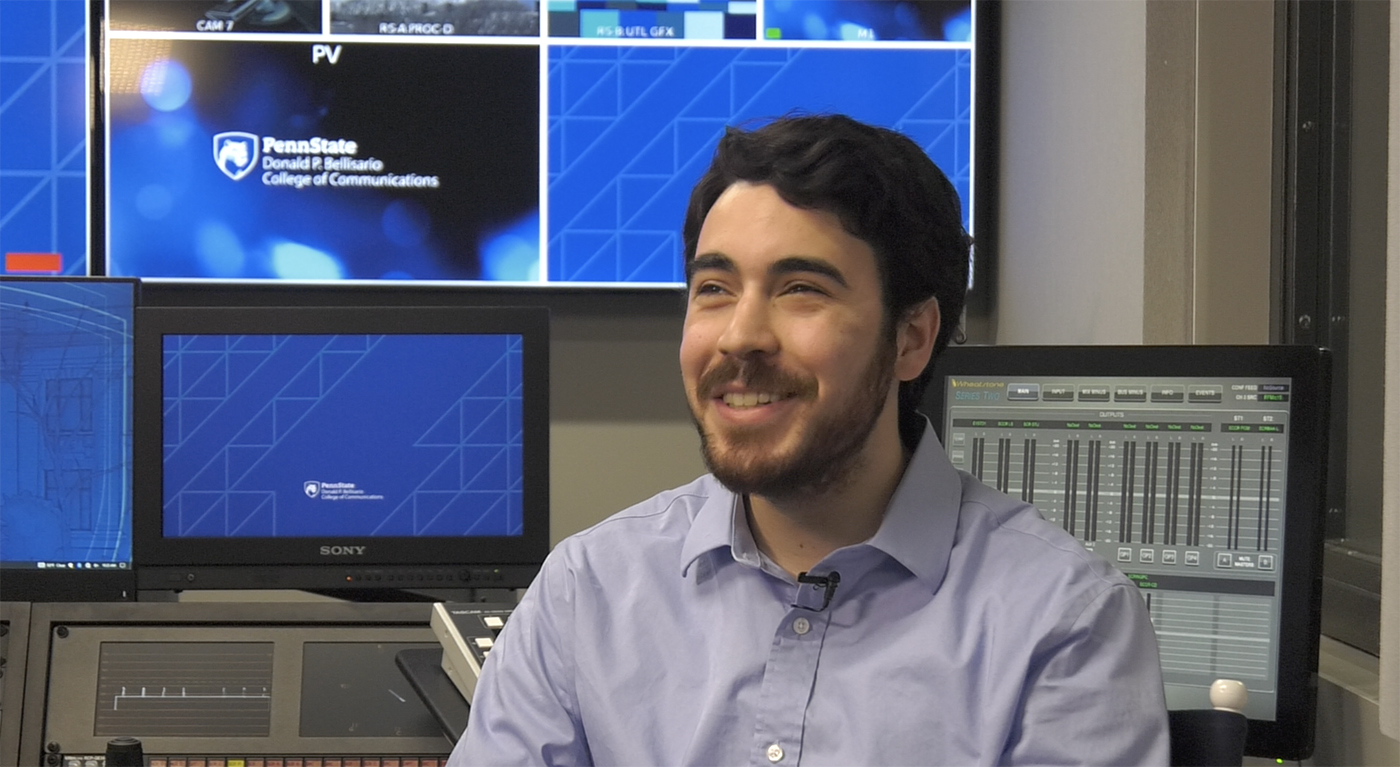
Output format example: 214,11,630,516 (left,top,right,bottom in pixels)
0,277,137,601
133,305,550,593
923,345,1330,761
91,0,983,285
